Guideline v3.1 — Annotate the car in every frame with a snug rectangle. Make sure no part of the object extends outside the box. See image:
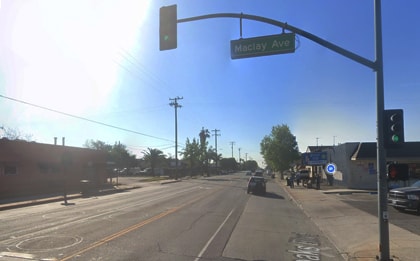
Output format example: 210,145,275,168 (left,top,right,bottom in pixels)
139,168,152,176
247,176,266,195
295,170,310,182
388,180,420,213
